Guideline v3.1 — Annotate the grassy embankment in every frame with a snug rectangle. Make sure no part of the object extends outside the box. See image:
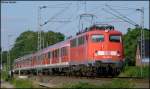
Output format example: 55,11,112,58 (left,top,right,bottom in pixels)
119,66,149,78
1,65,38,88
1,66,149,88
10,78,34,88
63,66,149,88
